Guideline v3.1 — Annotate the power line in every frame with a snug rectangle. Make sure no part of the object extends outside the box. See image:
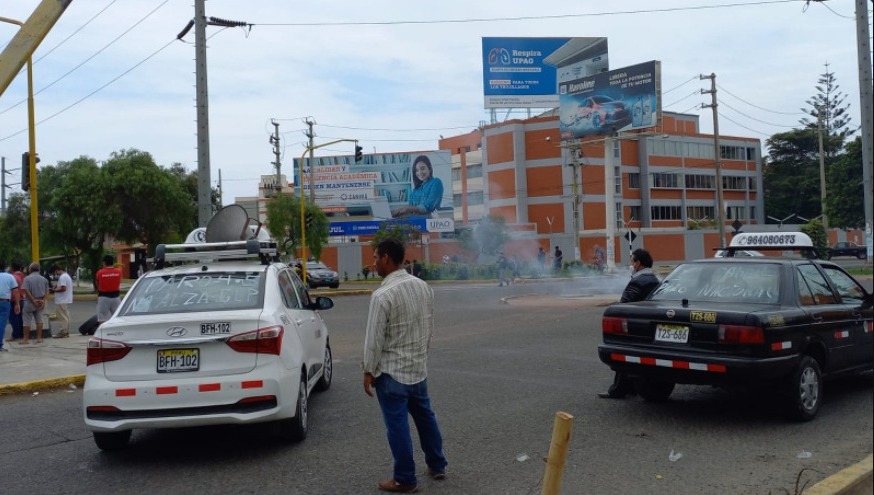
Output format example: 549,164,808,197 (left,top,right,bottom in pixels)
719,112,773,137
318,123,476,132
719,100,797,128
252,0,799,26
717,84,806,115
34,0,119,64
663,89,701,110
662,75,698,95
